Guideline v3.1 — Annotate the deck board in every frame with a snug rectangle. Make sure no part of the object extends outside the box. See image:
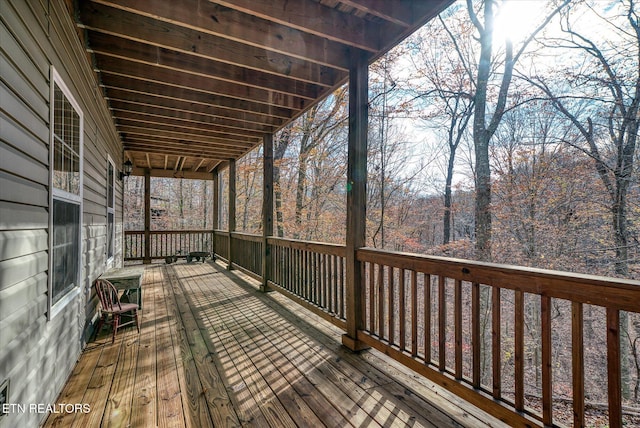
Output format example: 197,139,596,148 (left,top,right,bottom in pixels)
44,262,508,428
